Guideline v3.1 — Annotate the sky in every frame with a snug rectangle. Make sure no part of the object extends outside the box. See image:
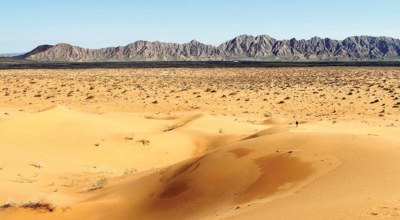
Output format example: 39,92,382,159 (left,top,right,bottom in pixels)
0,0,399,53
